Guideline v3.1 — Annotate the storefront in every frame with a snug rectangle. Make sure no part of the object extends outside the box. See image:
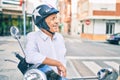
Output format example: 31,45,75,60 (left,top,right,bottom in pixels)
0,0,33,36
0,12,32,36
